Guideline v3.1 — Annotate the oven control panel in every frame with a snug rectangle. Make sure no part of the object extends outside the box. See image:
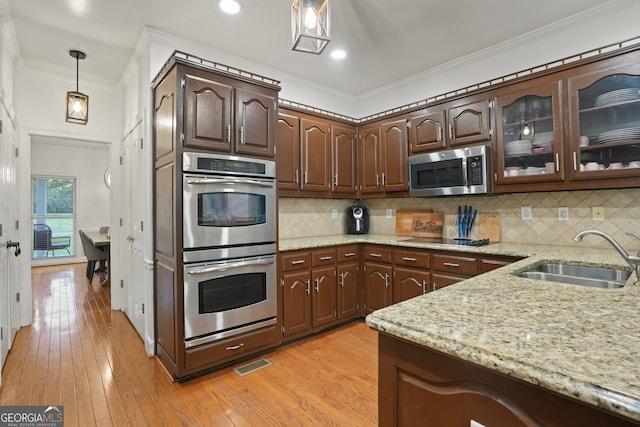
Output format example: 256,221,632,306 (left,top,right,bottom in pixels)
183,152,276,178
